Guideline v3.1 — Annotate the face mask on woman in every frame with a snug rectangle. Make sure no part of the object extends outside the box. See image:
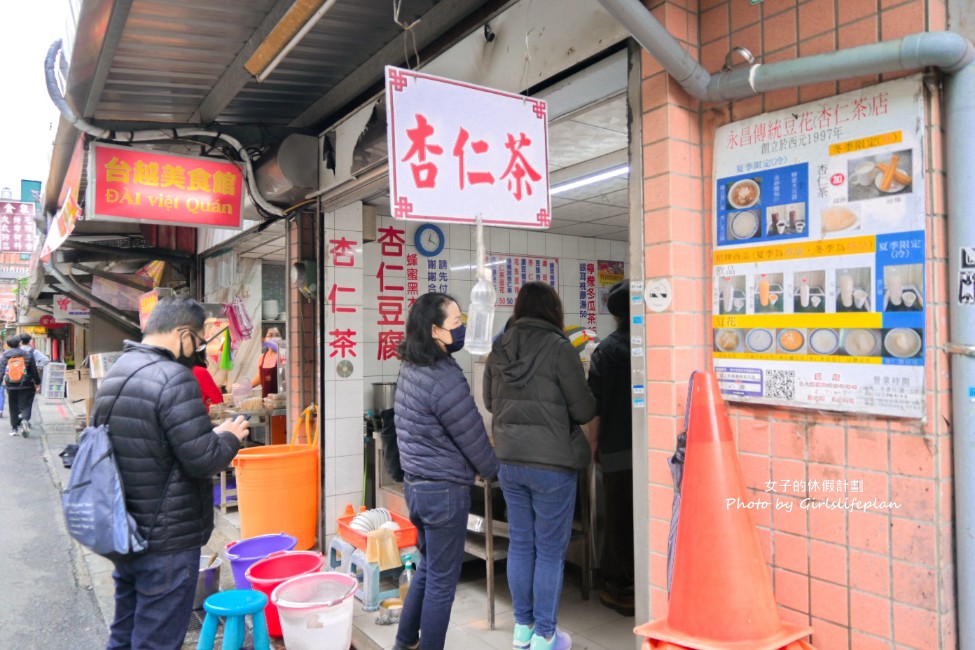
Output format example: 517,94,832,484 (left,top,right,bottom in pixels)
444,323,466,353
